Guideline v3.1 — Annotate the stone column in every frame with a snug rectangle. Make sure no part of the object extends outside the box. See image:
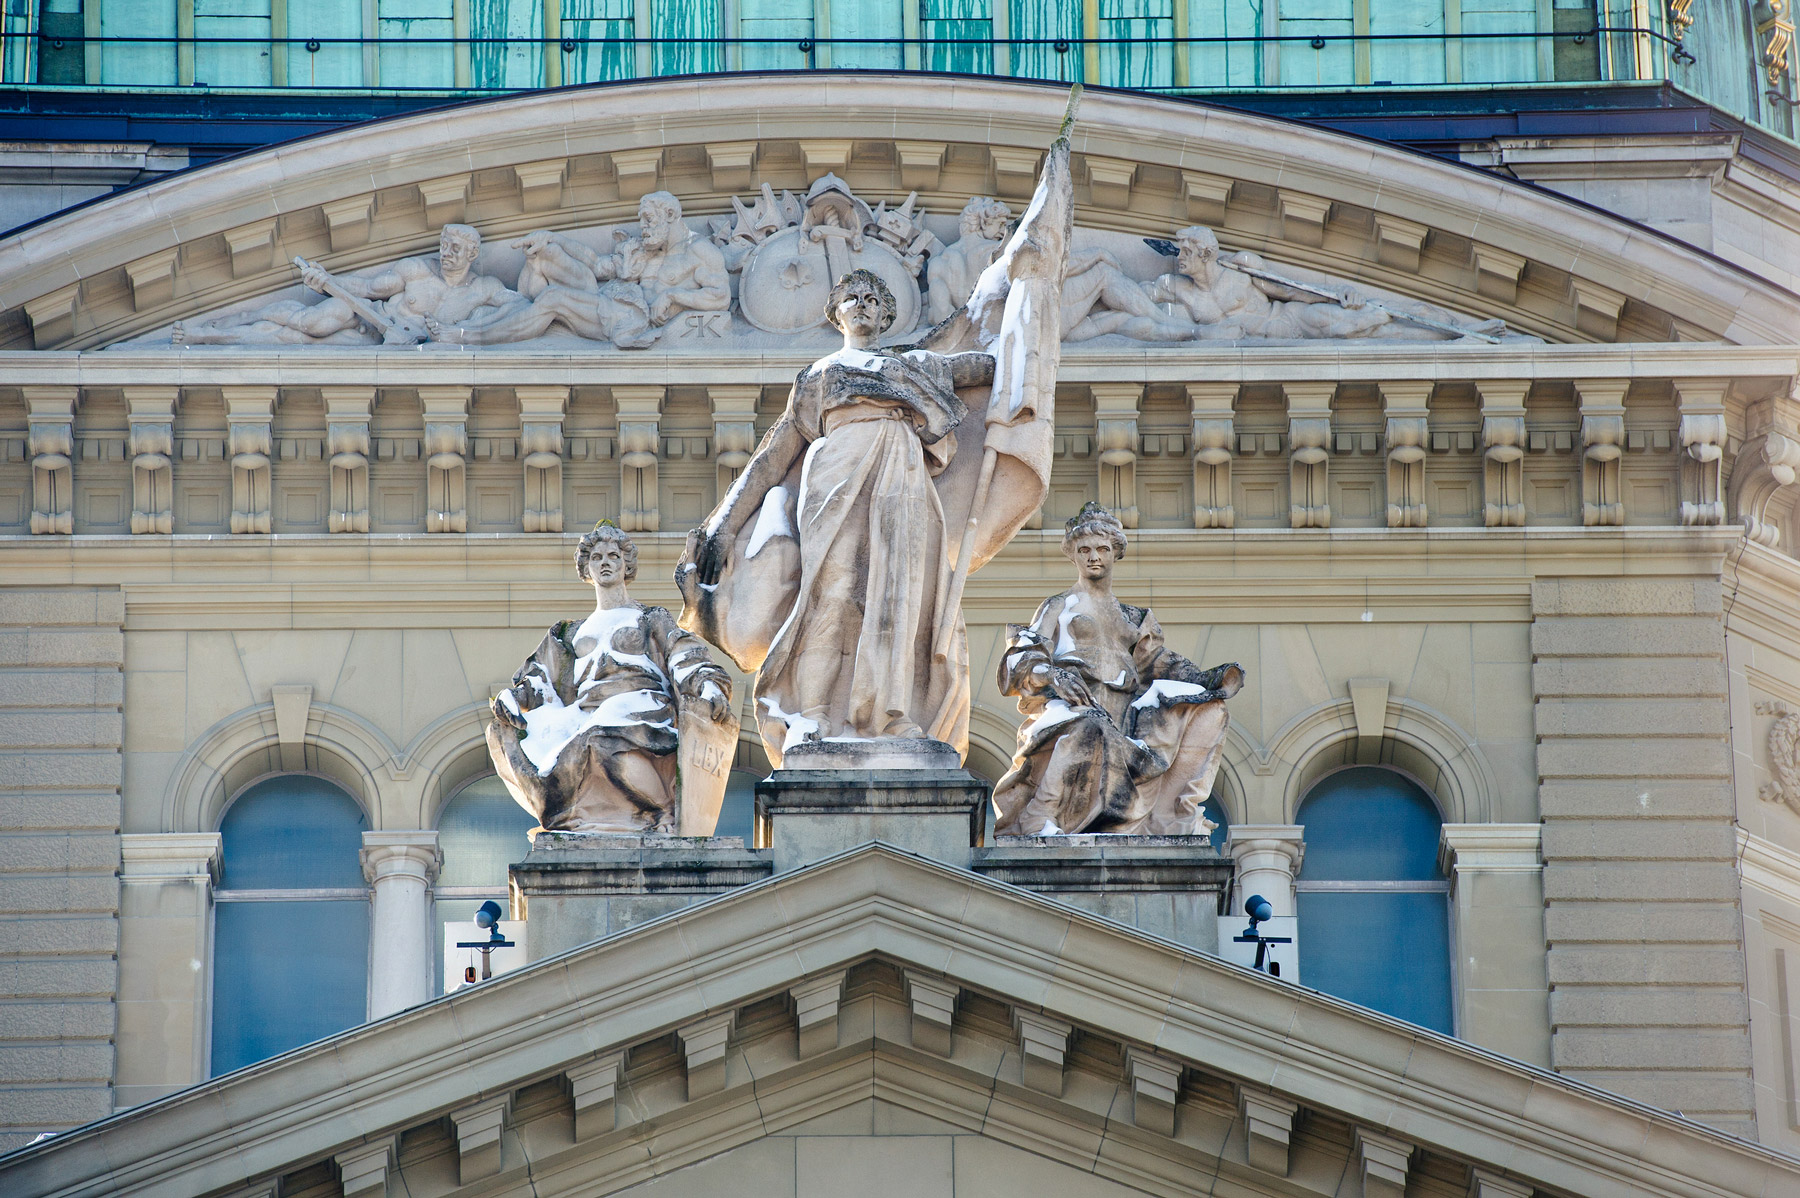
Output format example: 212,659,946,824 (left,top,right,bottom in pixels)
1221,825,1304,978
1188,382,1236,529
1575,379,1627,527
23,385,77,534
420,387,470,533
360,832,441,1020
1284,383,1334,529
517,386,569,533
124,387,178,534
1092,383,1141,528
1477,380,1528,528
1439,824,1550,1066
613,385,663,532
116,833,220,1107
